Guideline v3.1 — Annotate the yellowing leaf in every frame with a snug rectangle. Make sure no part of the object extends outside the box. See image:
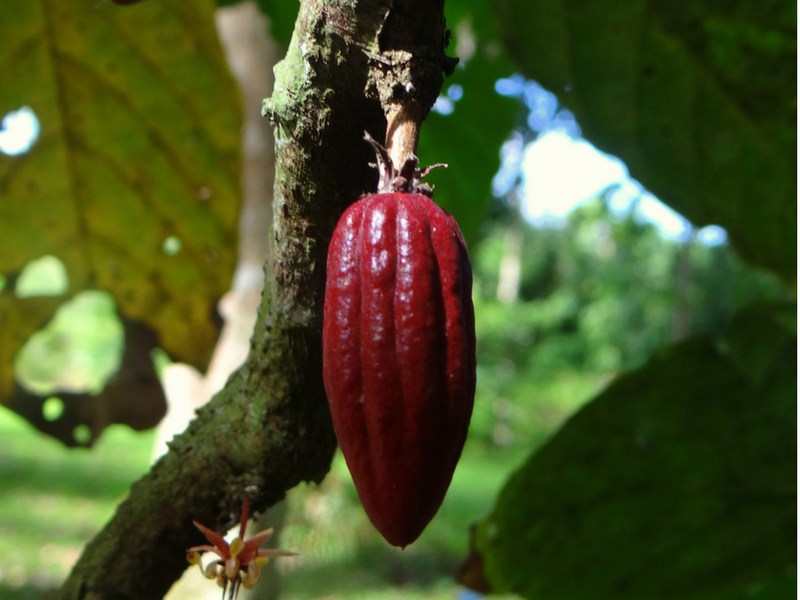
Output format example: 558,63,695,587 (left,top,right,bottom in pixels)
0,1,242,400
